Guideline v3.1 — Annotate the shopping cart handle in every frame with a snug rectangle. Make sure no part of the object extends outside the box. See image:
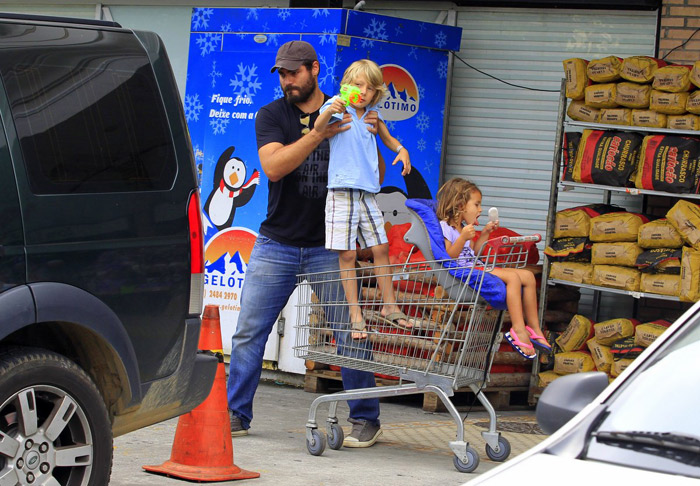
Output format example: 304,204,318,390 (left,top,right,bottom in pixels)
500,234,541,244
